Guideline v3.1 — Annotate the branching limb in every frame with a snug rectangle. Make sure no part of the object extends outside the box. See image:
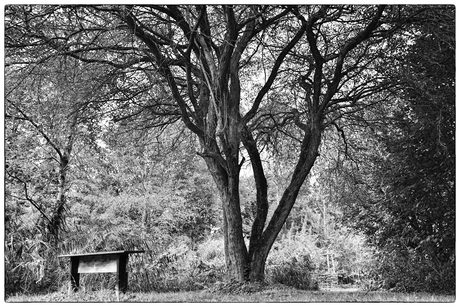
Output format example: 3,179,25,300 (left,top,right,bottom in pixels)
242,7,307,126
292,108,308,131
321,5,386,112
6,169,53,225
241,126,269,259
122,6,205,140
7,98,63,160
332,122,349,159
196,150,227,170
